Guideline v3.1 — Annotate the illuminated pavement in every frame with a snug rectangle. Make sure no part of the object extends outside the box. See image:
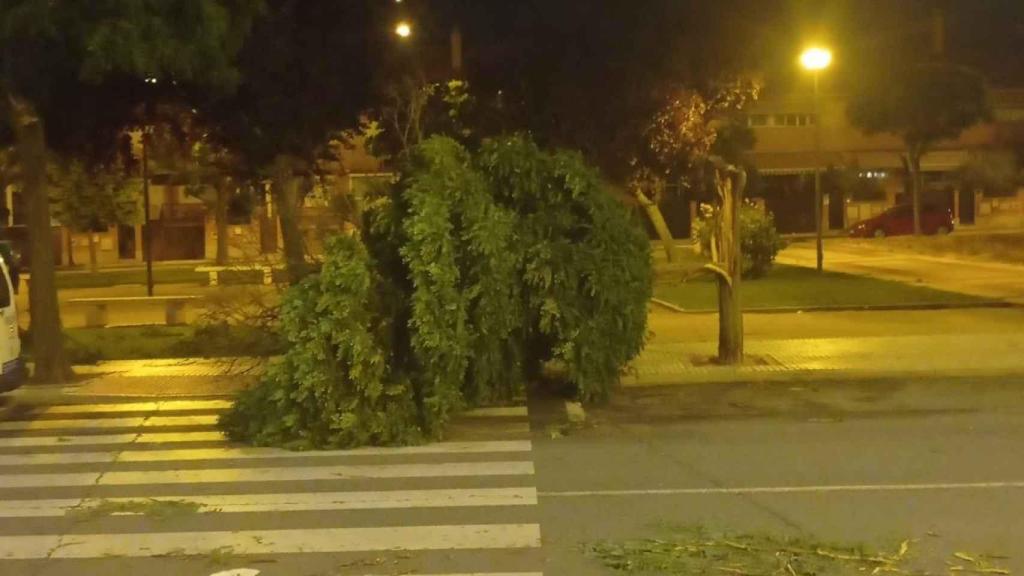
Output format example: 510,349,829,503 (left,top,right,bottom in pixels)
628,332,1024,385
777,239,1024,304
0,397,541,575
